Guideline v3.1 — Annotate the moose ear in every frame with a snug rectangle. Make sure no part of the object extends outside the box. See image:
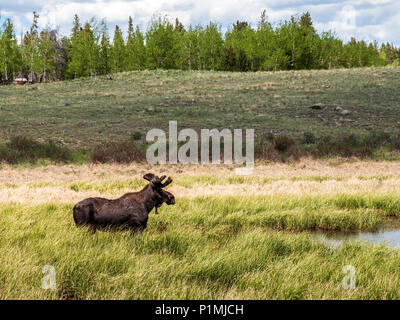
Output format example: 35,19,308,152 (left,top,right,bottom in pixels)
143,173,156,182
